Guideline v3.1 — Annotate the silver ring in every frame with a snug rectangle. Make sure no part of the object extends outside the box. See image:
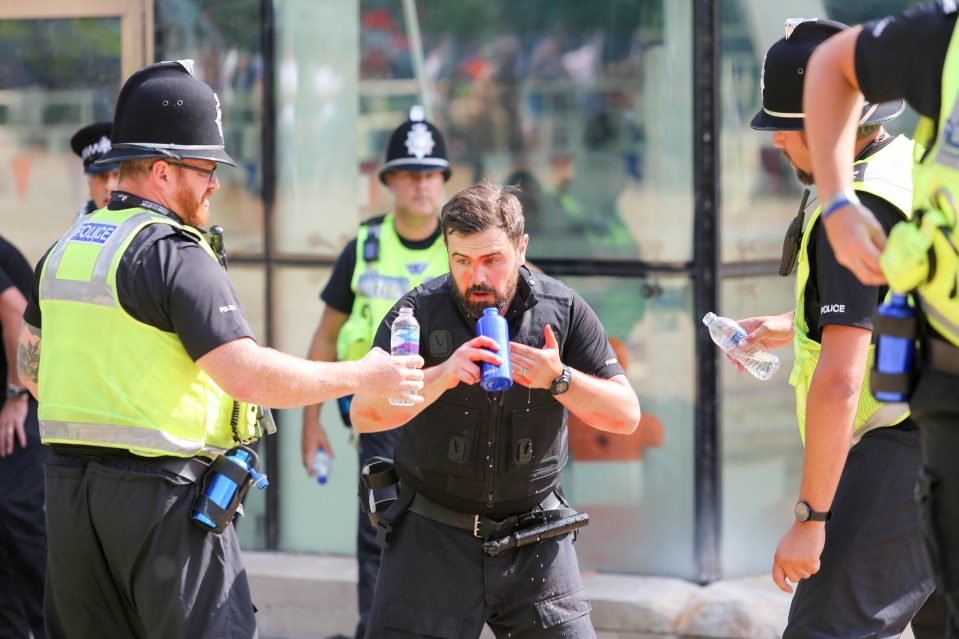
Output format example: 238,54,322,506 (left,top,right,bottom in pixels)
518,366,527,375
